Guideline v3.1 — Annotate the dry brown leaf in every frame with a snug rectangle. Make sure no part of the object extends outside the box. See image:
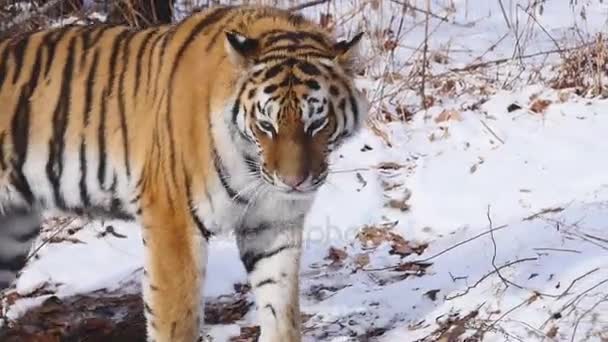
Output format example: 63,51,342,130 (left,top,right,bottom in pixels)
383,39,398,51
354,253,370,269
230,326,260,342
376,162,403,170
435,109,463,123
527,292,541,304
546,325,559,338
530,99,552,114
423,95,435,109
387,199,410,212
326,246,348,266
390,240,428,257
558,91,571,103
